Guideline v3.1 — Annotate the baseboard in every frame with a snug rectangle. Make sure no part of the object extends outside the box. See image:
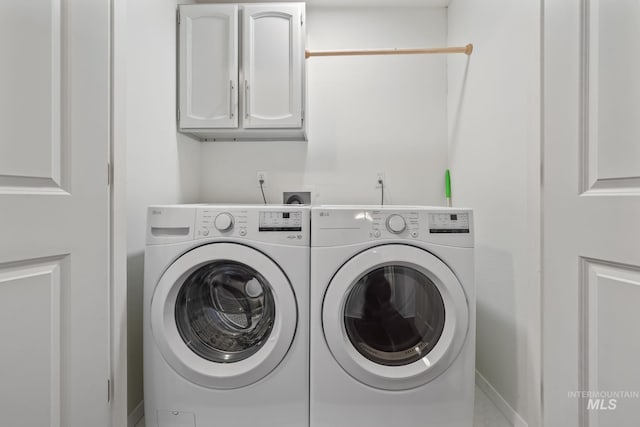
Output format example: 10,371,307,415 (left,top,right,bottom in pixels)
128,400,144,427
476,371,528,427
128,376,520,427
130,375,520,427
